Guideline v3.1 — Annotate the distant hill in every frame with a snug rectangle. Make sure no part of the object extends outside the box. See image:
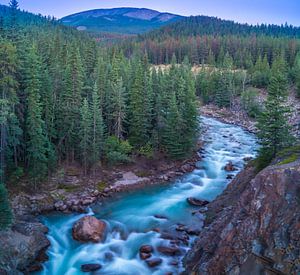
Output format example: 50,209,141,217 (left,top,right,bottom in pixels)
144,15,300,39
60,7,183,34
